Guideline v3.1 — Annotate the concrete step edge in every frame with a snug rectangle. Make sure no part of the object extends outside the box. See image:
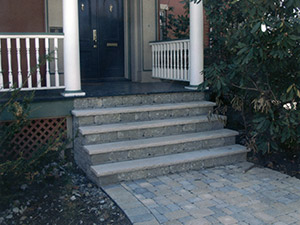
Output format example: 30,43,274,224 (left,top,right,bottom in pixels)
79,115,226,135
84,129,238,155
72,101,216,117
73,92,205,109
91,145,249,177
